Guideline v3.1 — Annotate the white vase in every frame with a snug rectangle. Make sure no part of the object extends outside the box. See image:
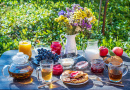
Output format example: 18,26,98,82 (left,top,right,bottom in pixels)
60,34,77,55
